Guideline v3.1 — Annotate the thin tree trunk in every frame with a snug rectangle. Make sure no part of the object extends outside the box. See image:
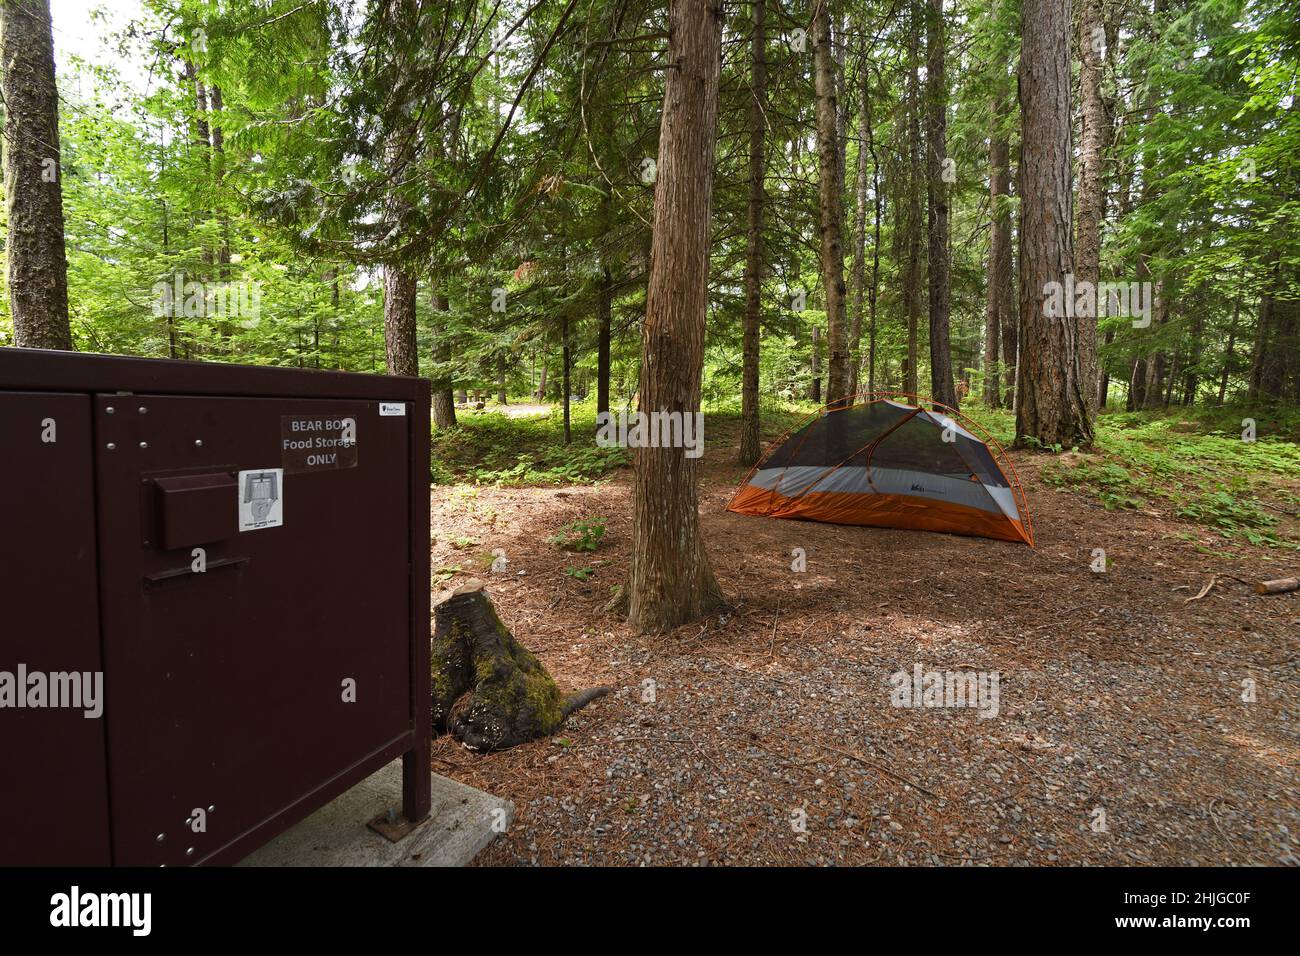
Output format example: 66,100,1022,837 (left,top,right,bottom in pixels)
903,5,923,397
1134,0,1166,411
1015,0,1093,448
739,0,767,465
1001,209,1019,409
984,93,1012,407
209,85,234,352
925,0,957,408
810,325,822,402
1249,251,1294,401
1129,355,1147,410
1142,279,1167,408
866,80,882,394
1218,292,1239,404
2,0,71,349
848,52,869,399
1097,328,1114,408
626,0,723,633
430,289,457,428
161,192,177,359
812,0,850,403
562,314,571,444
1182,302,1203,405
597,264,612,417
